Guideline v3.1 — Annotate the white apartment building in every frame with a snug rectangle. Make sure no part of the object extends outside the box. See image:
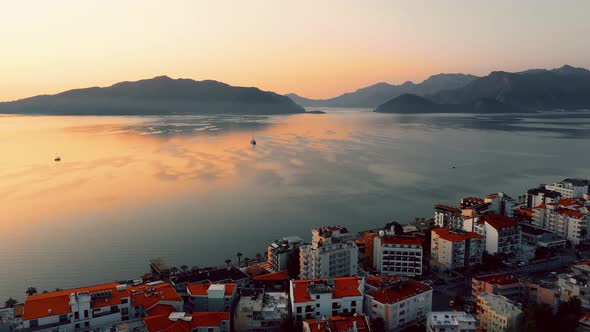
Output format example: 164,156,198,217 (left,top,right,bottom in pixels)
267,236,303,272
484,192,516,217
187,283,237,312
434,204,464,230
532,197,590,245
526,186,562,208
426,311,477,332
545,178,590,199
22,281,183,332
300,226,358,279
430,228,483,270
373,229,423,277
234,290,288,332
364,276,432,332
464,214,521,255
558,262,590,309
290,277,364,321
476,292,523,332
